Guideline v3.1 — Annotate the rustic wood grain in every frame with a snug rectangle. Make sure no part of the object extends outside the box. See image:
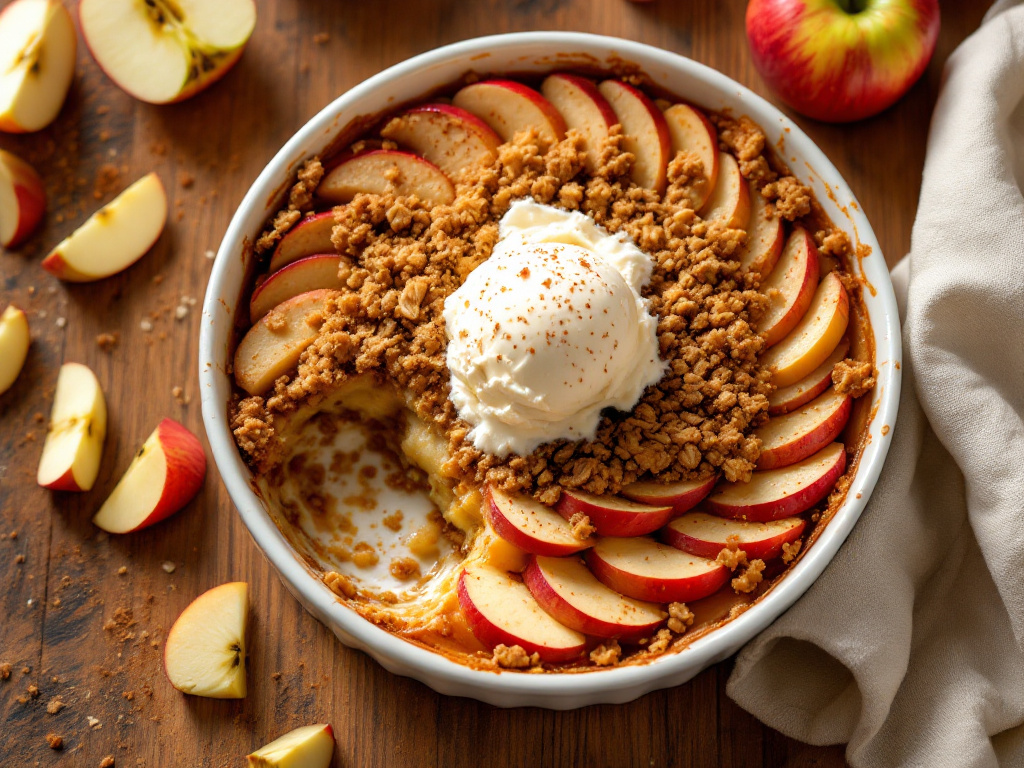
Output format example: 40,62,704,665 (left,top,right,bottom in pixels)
0,1,988,765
